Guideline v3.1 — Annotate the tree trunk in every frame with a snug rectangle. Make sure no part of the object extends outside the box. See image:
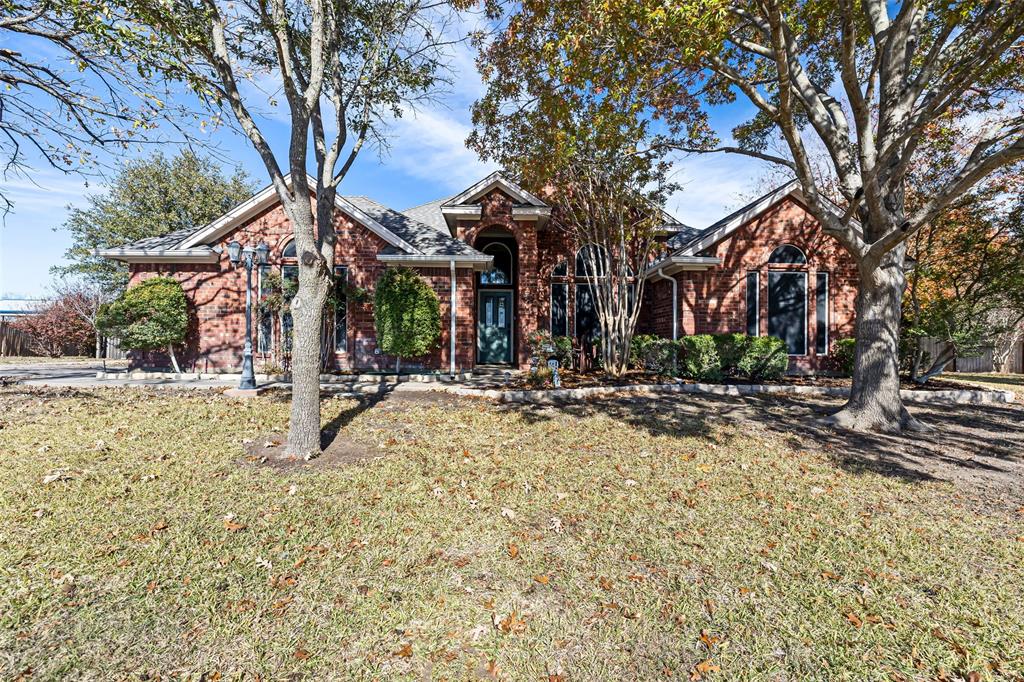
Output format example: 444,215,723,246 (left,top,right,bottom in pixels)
825,246,926,432
167,343,181,374
95,332,102,359
285,271,329,459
